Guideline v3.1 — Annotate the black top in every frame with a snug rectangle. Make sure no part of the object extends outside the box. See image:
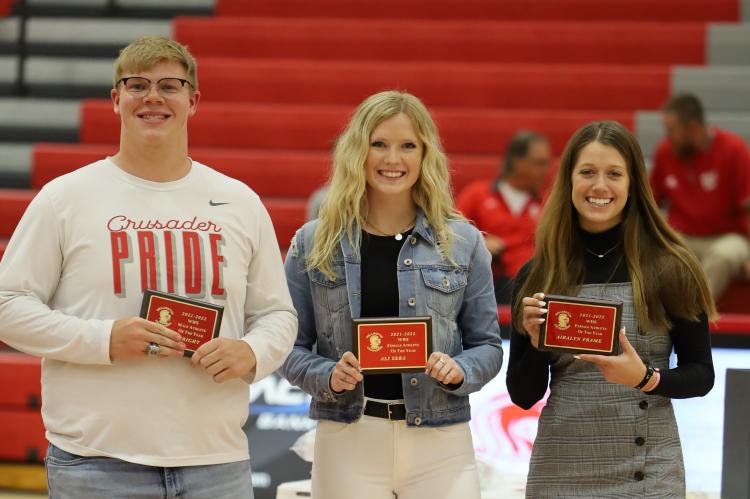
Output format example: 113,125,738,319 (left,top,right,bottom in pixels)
506,224,715,409
360,229,412,400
